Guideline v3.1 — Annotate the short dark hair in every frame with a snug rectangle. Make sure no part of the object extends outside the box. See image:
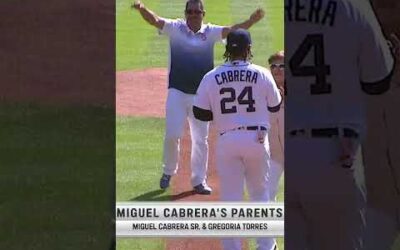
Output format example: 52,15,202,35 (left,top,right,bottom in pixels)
223,46,253,62
185,0,204,11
